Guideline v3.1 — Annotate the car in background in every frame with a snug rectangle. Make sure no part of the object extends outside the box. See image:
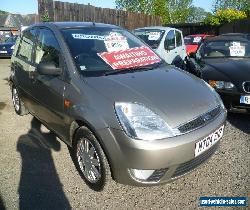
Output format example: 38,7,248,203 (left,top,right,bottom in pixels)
0,35,18,57
187,34,250,113
10,22,226,190
184,34,213,55
134,27,187,69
